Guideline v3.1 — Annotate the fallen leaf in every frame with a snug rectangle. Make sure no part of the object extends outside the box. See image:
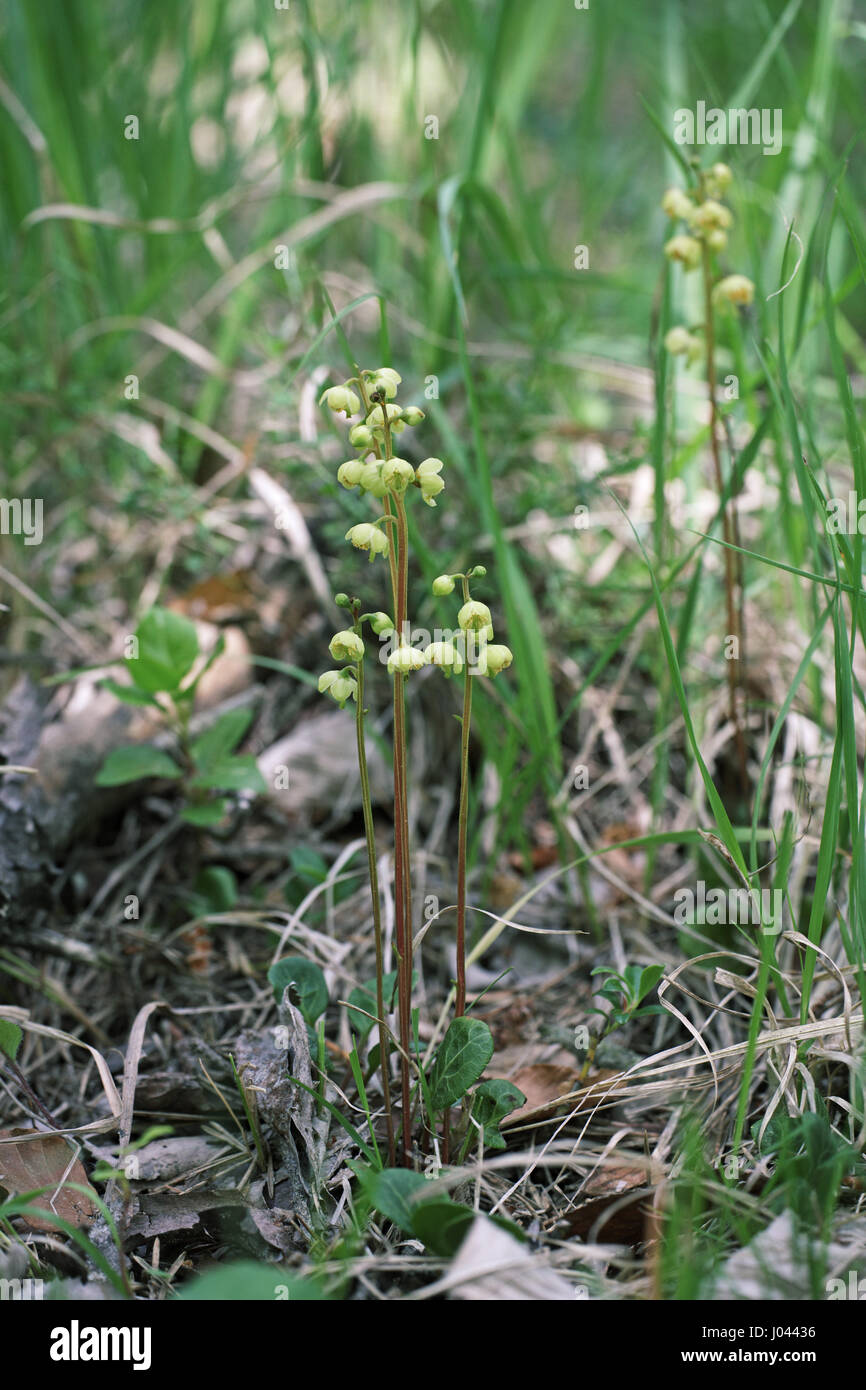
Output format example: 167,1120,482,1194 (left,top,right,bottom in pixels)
506,1063,582,1116
0,1129,99,1230
447,1216,574,1300
563,1165,651,1243
506,846,559,872
486,1054,625,1126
